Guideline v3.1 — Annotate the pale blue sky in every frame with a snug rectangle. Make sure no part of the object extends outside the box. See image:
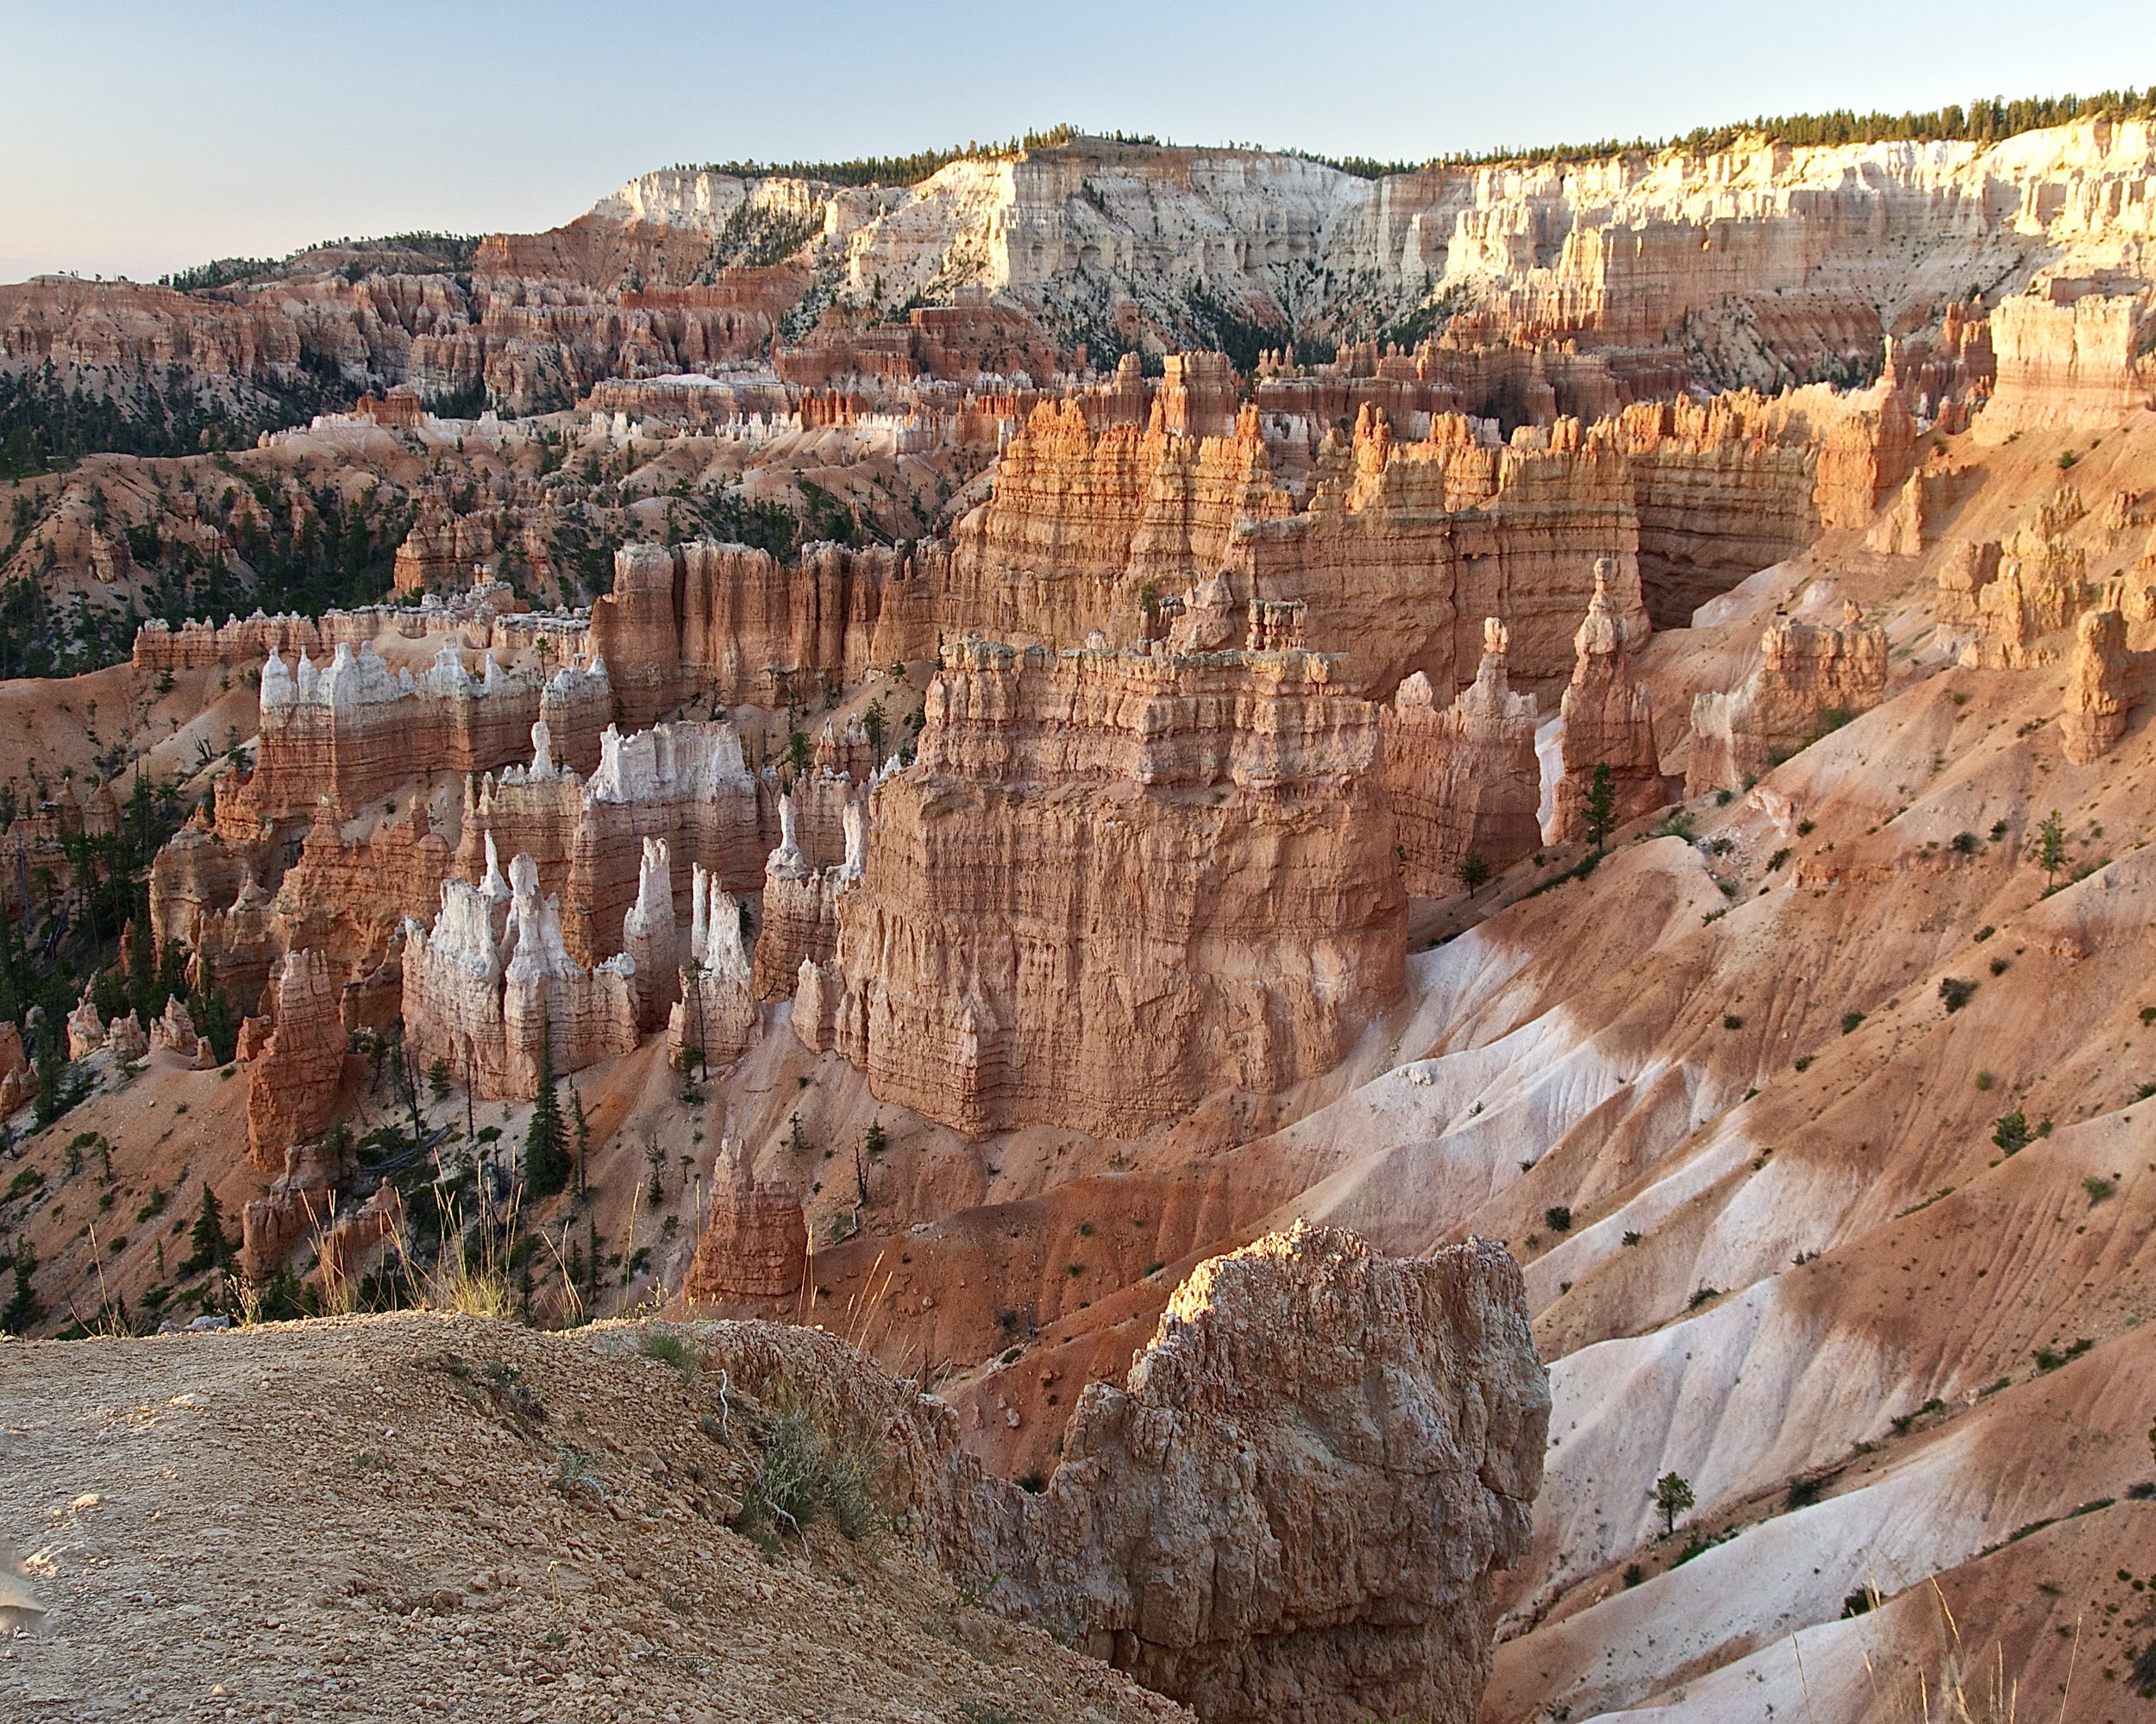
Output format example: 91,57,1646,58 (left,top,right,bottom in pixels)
4,0,2153,283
